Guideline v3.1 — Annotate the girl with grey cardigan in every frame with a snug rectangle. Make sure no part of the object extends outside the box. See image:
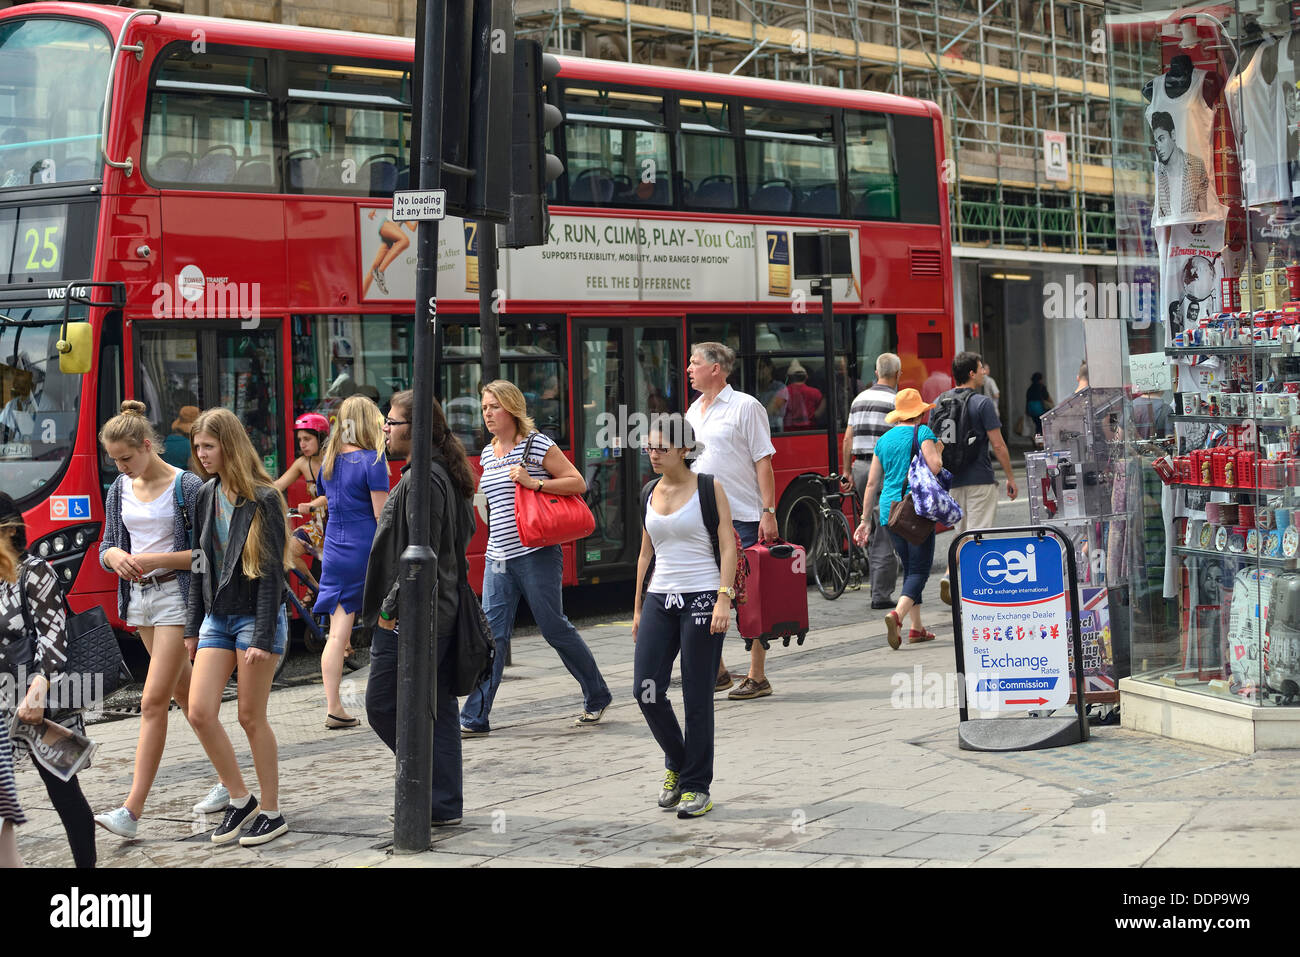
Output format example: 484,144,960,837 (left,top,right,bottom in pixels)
91,401,226,841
